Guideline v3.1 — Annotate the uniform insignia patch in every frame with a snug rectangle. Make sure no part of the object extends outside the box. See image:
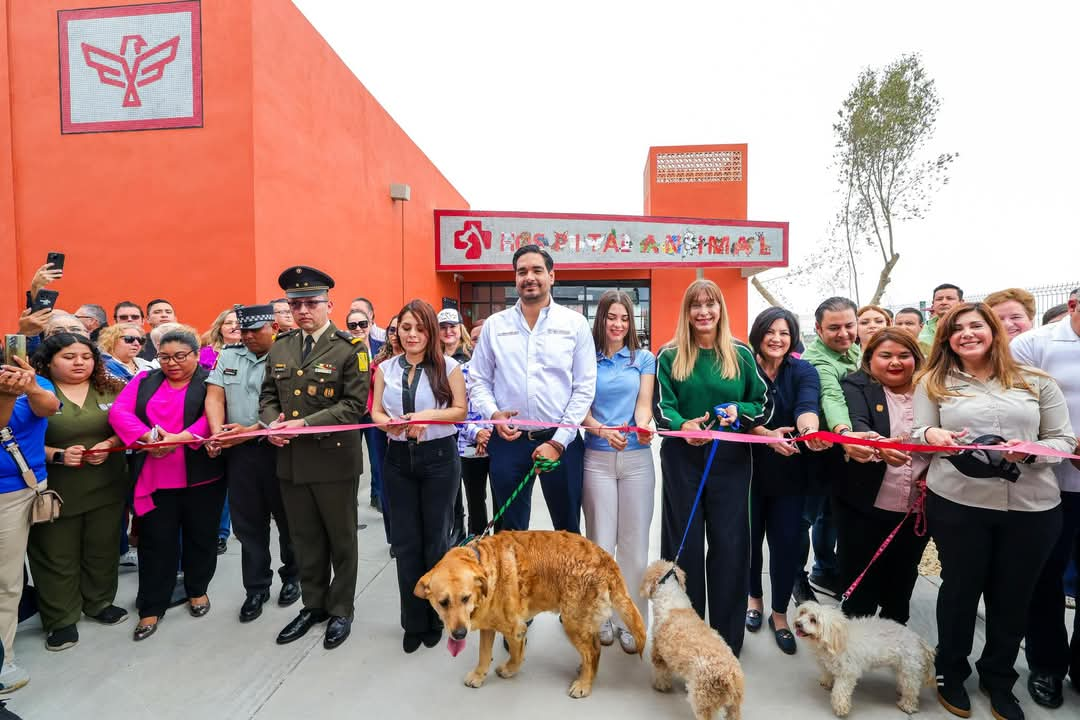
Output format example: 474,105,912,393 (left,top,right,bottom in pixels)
357,352,369,372
224,368,238,376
